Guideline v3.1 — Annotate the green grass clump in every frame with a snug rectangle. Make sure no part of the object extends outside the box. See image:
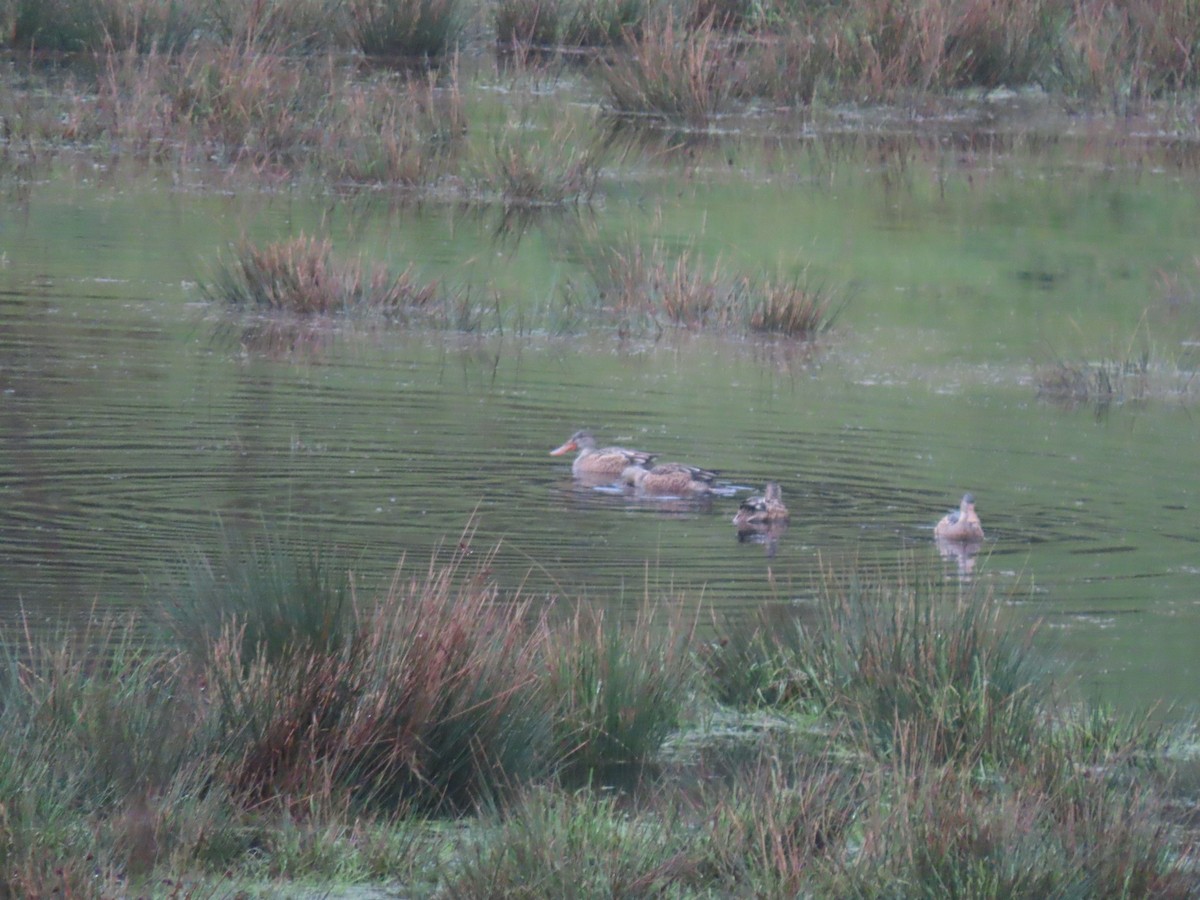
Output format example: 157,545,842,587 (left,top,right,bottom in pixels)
345,0,466,60
0,617,215,895
99,43,330,168
5,0,202,53
495,0,562,47
494,0,647,48
542,601,696,777
1061,0,1200,98
168,528,356,668
8,0,1200,138
61,42,466,178
821,0,1065,98
559,0,647,46
831,748,1192,897
689,566,1196,897
450,786,705,897
577,240,727,333
803,564,1045,766
202,0,335,49
592,14,742,127
698,745,865,894
703,606,815,709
